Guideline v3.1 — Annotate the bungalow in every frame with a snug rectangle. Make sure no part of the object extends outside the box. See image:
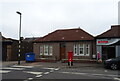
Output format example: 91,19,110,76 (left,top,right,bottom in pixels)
1,34,19,61
34,28,96,62
1,33,38,61
96,25,120,61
